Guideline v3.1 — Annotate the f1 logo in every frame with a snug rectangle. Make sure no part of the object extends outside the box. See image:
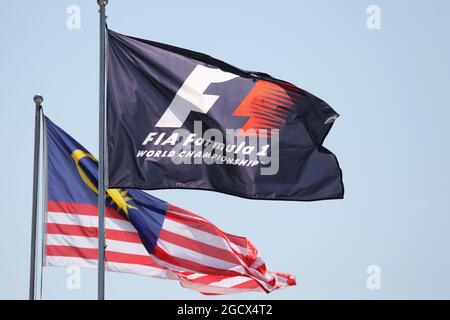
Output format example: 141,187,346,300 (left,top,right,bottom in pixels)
155,65,238,128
